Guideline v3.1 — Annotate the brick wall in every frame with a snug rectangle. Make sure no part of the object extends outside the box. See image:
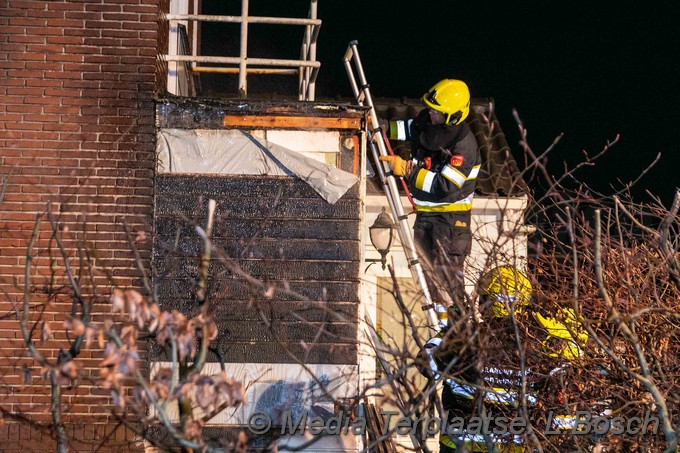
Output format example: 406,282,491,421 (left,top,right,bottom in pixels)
0,0,161,449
